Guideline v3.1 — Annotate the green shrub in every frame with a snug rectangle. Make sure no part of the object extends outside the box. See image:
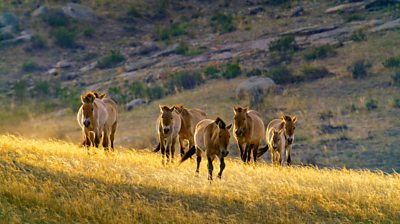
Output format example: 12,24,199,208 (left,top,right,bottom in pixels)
22,61,39,72
31,34,47,49
301,65,331,81
246,68,262,77
0,32,13,41
211,12,236,33
53,27,76,48
42,10,69,27
222,62,241,79
383,56,400,68
167,72,204,92
351,29,367,42
108,86,128,104
83,26,95,38
267,65,298,84
155,23,188,41
14,80,28,101
203,66,220,79
147,85,165,100
365,99,378,111
175,41,189,55
32,81,50,97
129,82,147,98
127,6,142,18
344,13,364,22
393,98,400,108
392,72,400,86
263,0,290,6
348,59,371,79
270,35,296,53
97,50,126,69
303,45,336,61
56,87,81,111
